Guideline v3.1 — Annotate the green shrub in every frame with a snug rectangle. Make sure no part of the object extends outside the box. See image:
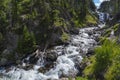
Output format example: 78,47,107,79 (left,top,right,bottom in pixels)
93,40,112,76
105,40,120,80
84,39,120,79
86,13,97,24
